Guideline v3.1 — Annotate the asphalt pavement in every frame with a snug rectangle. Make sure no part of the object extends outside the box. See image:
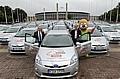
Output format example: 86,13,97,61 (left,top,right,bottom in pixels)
0,44,120,79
